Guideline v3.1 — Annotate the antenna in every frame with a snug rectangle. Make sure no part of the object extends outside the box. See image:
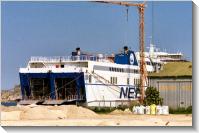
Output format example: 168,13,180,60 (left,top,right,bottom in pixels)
152,1,154,45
